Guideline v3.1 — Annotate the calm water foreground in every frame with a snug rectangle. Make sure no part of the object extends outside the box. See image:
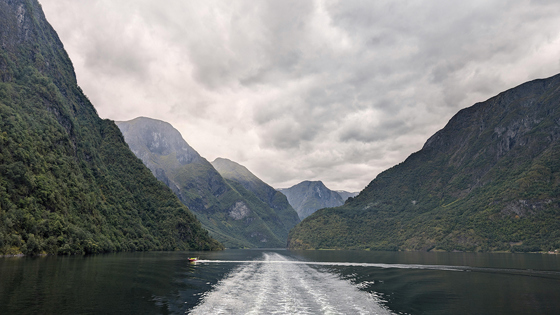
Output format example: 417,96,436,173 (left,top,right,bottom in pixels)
1,249,559,314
